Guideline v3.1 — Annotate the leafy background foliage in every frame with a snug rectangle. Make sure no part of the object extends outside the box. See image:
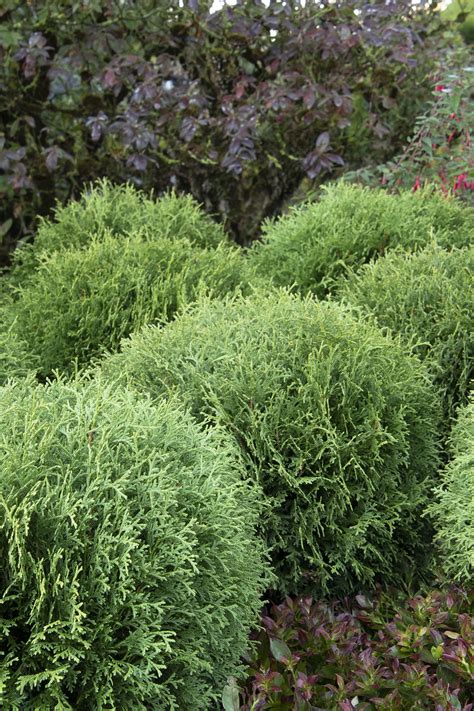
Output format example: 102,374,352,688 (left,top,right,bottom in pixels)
0,0,446,262
346,62,474,203
443,0,474,43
